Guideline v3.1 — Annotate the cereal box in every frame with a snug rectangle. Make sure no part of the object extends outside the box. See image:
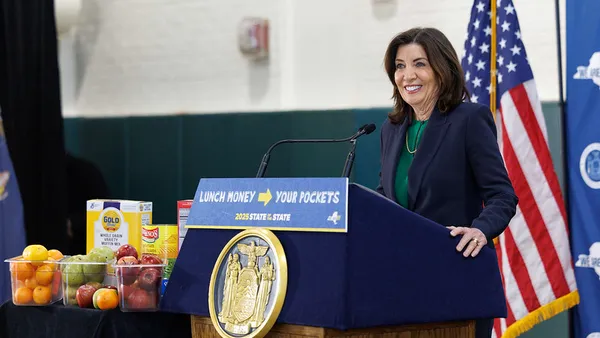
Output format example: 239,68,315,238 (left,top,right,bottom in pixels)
177,200,193,242
86,200,153,255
